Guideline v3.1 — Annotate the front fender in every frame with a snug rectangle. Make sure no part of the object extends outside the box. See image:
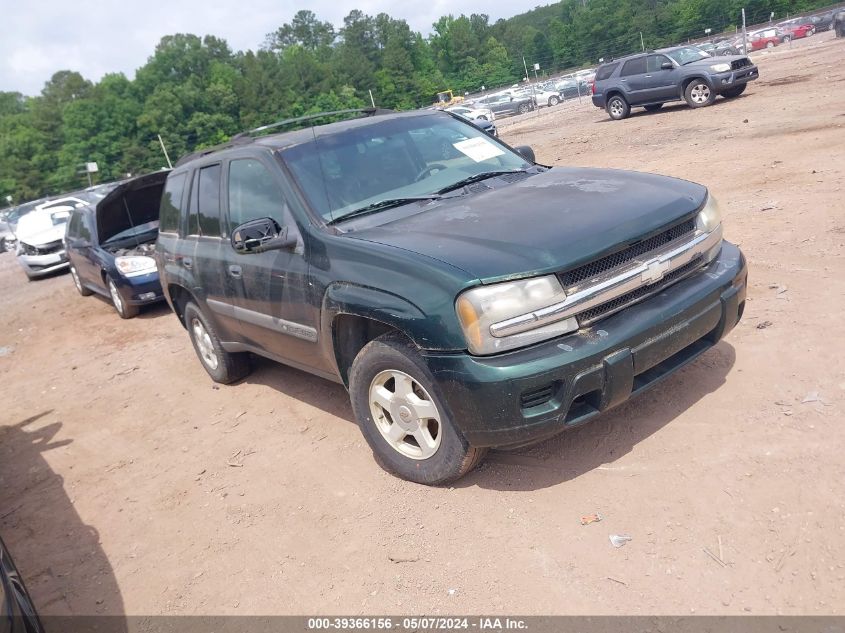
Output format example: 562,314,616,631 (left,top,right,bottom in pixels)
321,282,443,350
